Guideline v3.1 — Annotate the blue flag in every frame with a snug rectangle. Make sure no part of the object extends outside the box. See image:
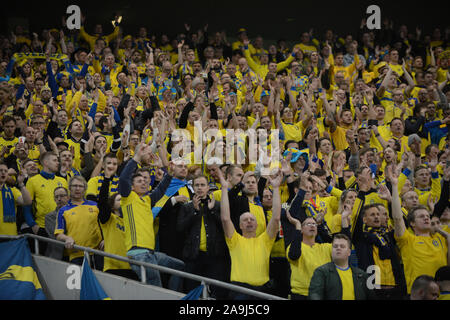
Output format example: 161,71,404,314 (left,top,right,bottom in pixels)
80,256,111,300
181,284,204,300
152,178,188,217
0,238,46,300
